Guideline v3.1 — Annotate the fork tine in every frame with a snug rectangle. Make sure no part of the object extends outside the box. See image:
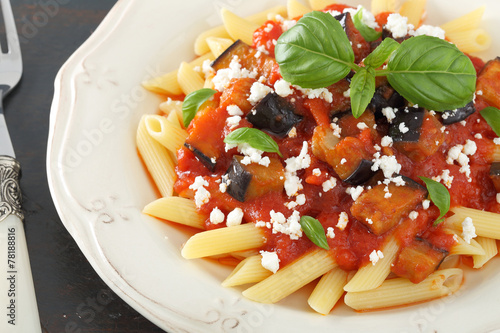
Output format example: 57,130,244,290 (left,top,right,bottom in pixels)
0,0,20,56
